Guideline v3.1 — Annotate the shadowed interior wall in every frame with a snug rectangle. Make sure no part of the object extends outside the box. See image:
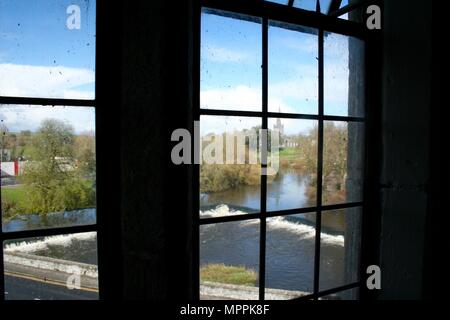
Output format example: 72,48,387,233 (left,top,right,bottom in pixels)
378,0,432,299
120,0,193,300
